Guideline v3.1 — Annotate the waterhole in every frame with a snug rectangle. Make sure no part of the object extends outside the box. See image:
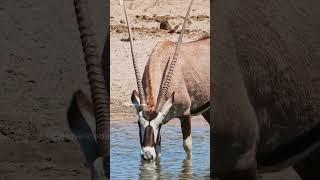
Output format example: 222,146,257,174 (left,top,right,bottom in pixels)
111,118,210,179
